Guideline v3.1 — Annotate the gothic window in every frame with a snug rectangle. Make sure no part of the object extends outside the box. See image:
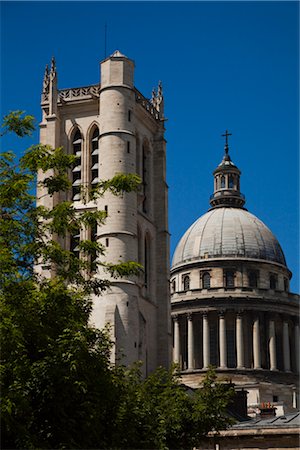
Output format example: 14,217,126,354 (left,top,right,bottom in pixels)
225,270,235,288
91,127,99,187
270,274,277,290
72,129,82,201
70,229,80,258
202,272,211,289
221,175,225,188
90,222,97,271
183,275,190,291
144,235,150,289
142,143,151,214
228,175,234,189
248,271,258,288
